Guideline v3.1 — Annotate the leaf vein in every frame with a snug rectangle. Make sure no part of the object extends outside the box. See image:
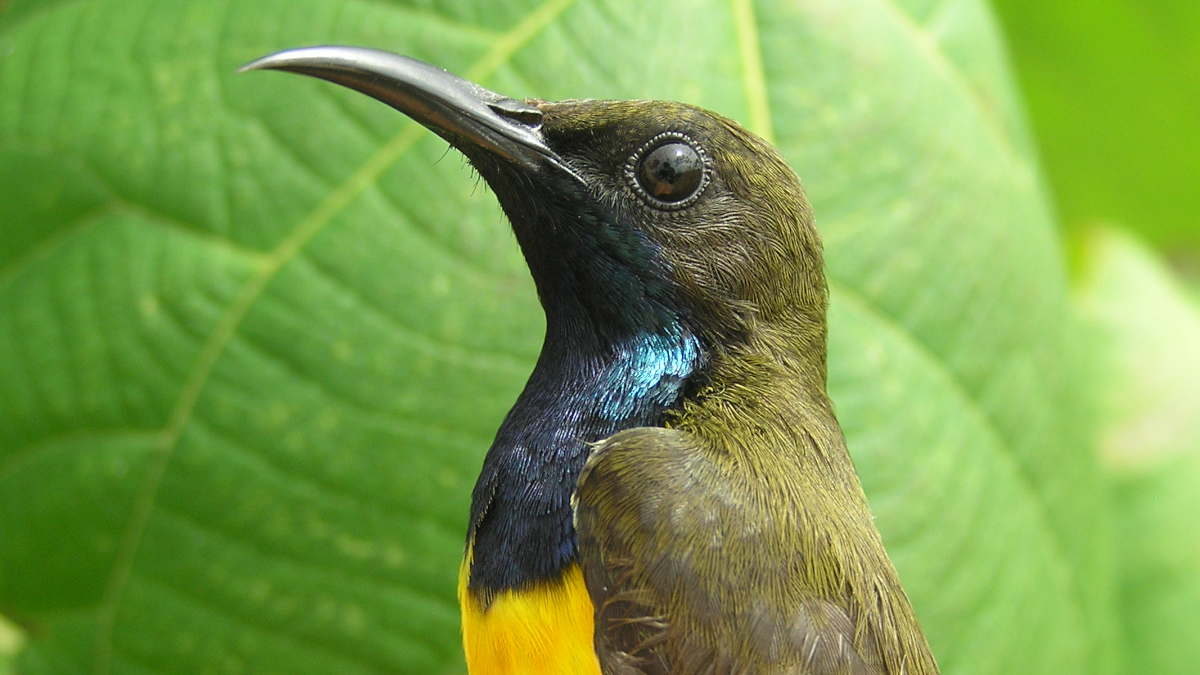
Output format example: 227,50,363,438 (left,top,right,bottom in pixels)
0,428,162,486
829,278,1088,632
341,0,502,42
296,248,533,368
361,168,517,277
868,0,1027,165
182,411,460,531
127,572,406,675
0,203,110,293
153,482,459,607
732,0,773,142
